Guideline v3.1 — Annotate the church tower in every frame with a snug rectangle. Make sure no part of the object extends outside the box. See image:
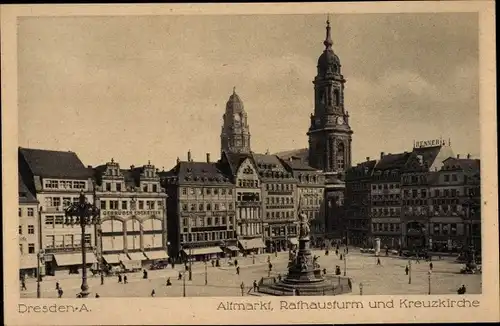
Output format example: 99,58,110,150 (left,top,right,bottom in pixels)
307,19,353,175
221,88,251,155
